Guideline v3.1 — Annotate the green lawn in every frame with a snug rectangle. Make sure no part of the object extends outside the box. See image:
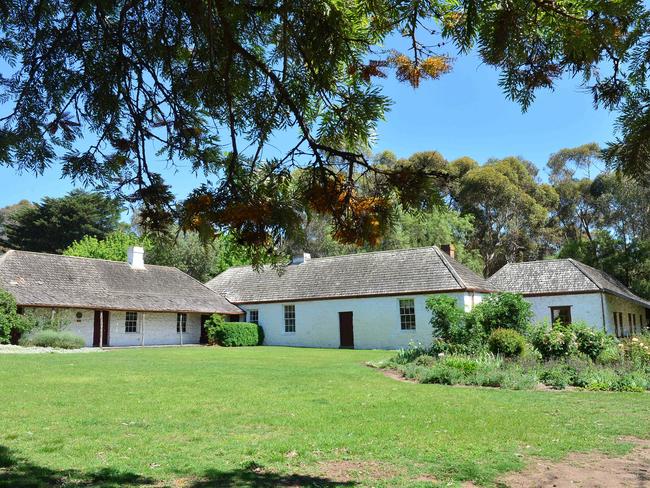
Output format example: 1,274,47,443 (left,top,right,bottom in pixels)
1,347,650,487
